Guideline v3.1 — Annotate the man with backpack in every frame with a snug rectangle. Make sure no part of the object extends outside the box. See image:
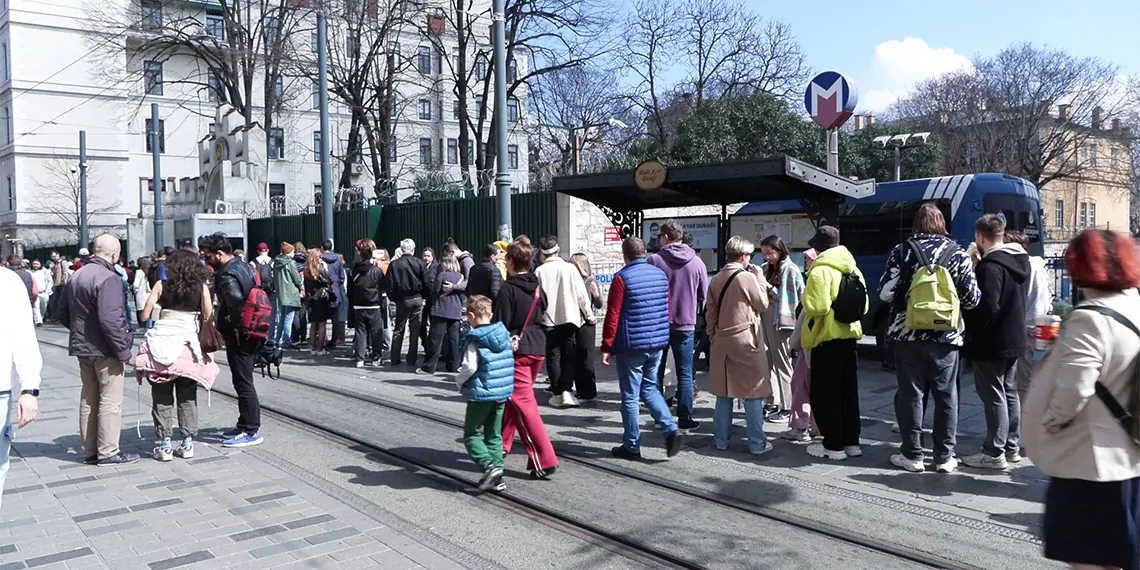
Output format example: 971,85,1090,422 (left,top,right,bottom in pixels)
199,233,268,448
251,243,276,328
879,204,980,474
961,214,1031,470
800,225,868,461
